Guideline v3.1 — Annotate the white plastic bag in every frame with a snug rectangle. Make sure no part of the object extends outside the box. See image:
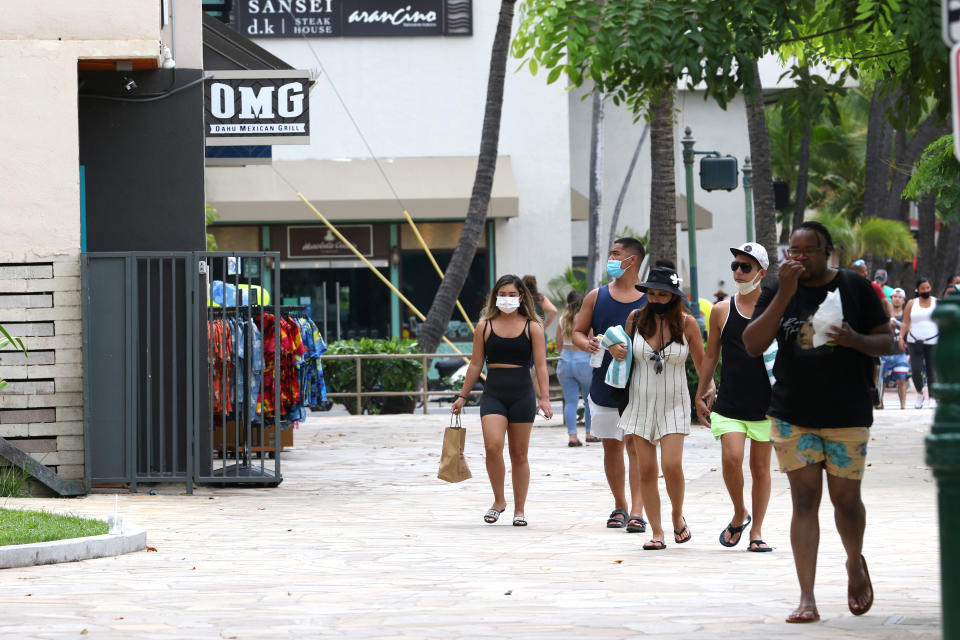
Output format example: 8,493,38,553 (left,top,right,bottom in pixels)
589,337,605,368
810,289,843,348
